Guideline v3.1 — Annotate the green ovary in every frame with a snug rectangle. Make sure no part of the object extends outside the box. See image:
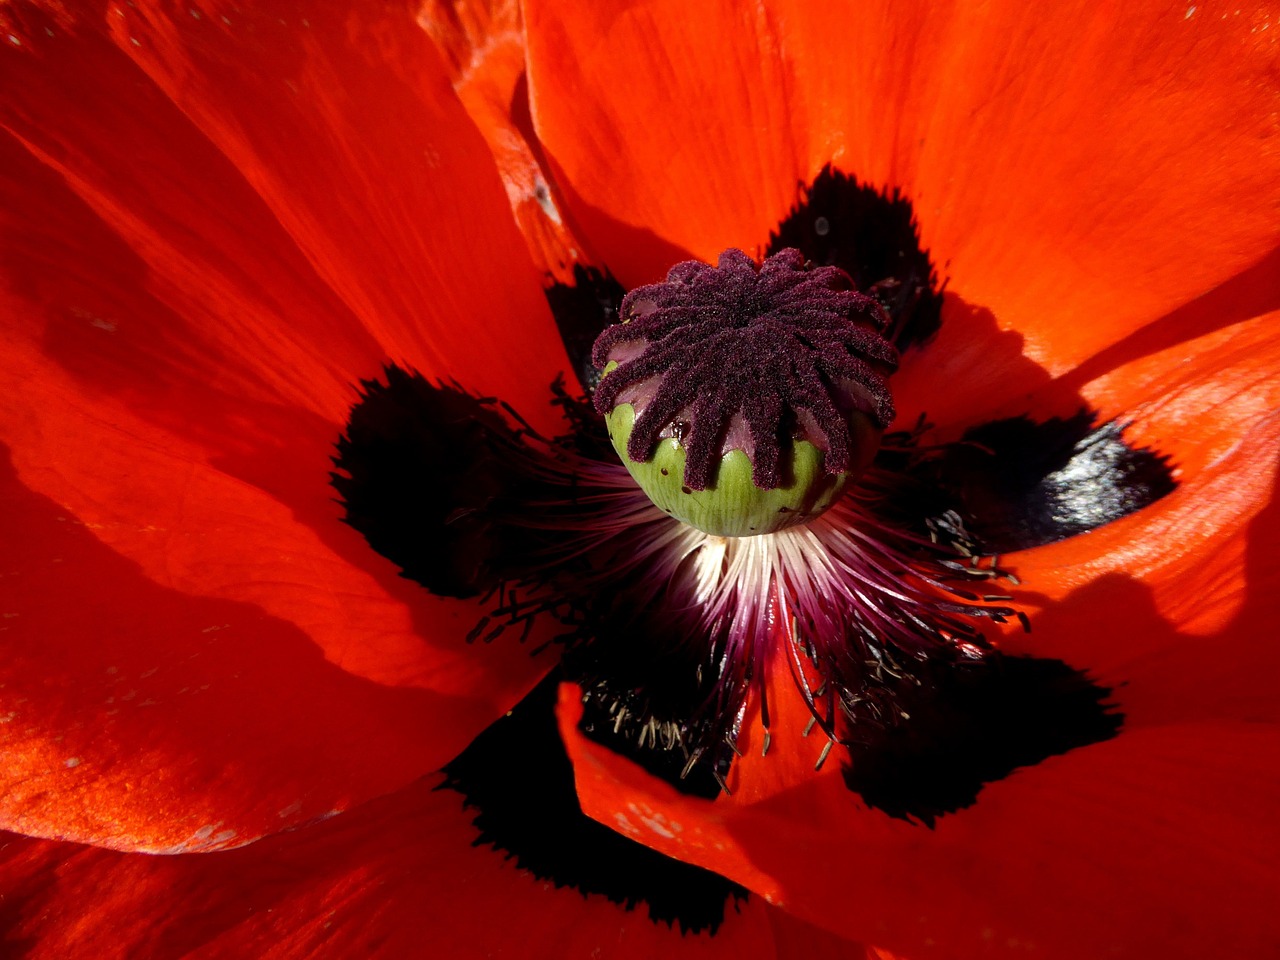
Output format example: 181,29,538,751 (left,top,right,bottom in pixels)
606,403,858,537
